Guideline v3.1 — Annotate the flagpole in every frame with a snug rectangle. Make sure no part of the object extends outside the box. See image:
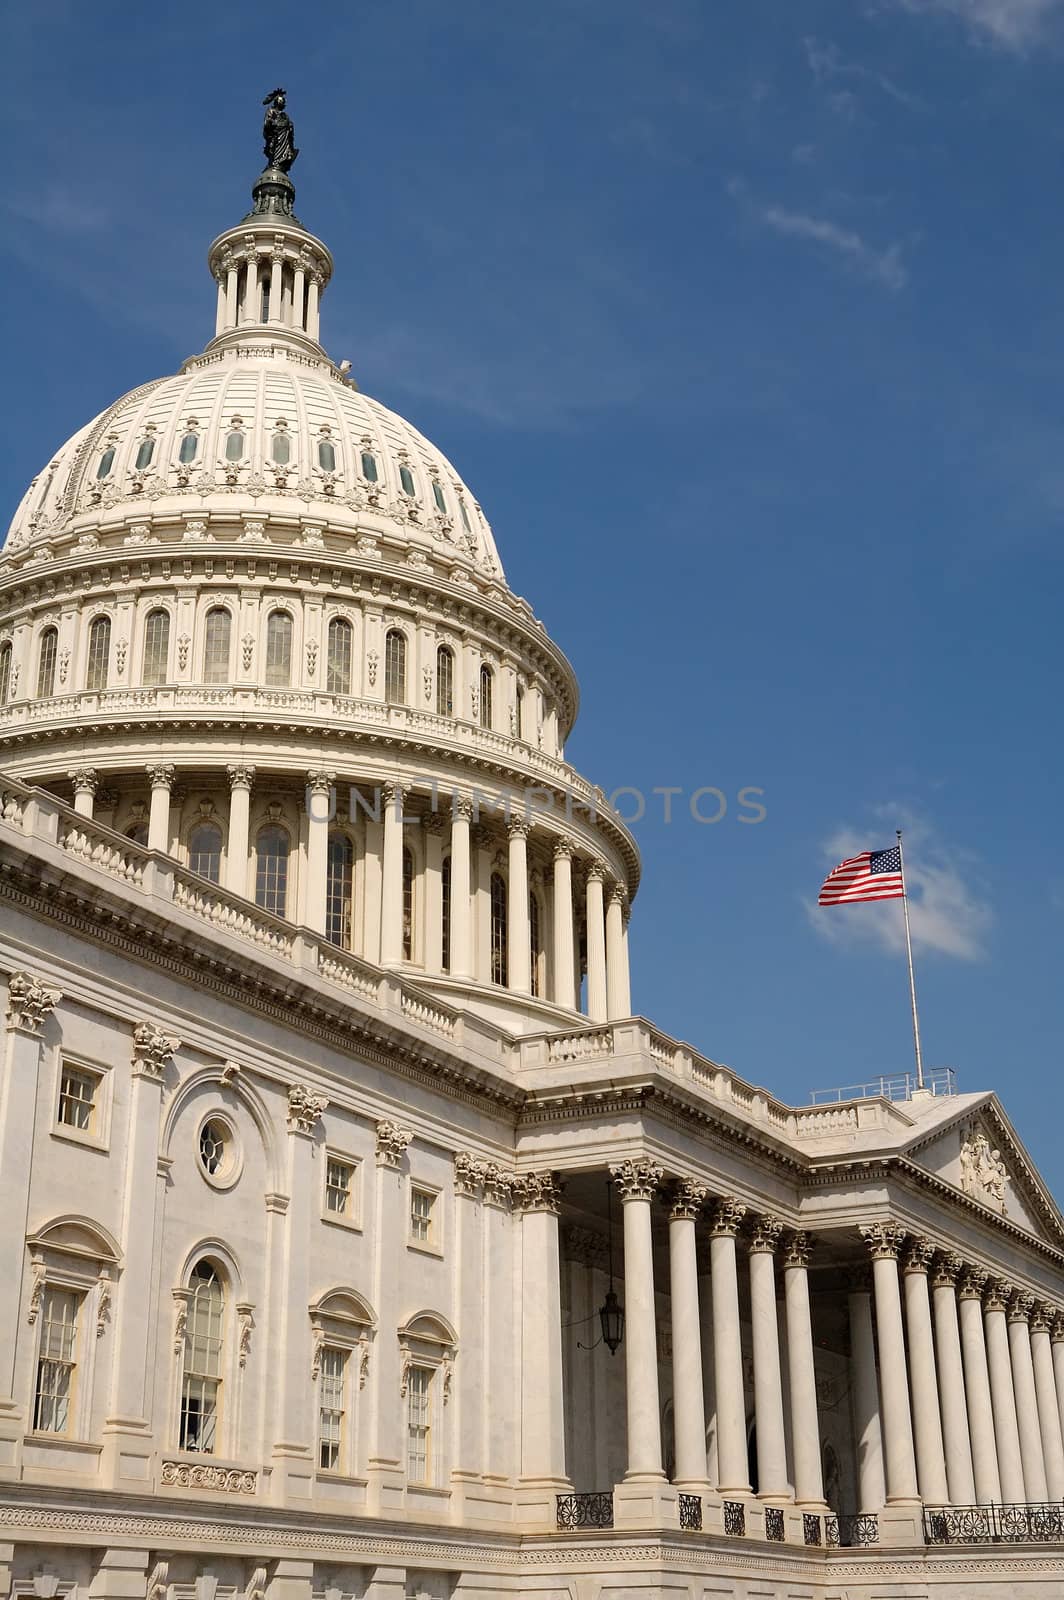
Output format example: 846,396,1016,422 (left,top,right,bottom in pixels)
896,828,925,1091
